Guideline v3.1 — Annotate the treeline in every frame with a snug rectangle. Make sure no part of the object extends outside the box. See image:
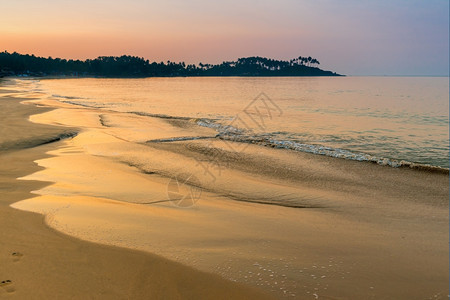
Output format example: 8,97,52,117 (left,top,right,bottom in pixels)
0,51,342,77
